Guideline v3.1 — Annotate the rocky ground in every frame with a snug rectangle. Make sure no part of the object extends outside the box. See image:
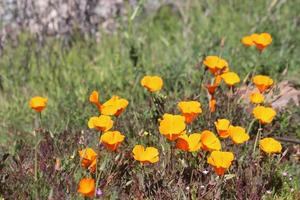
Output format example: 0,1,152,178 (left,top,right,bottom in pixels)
0,0,177,52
